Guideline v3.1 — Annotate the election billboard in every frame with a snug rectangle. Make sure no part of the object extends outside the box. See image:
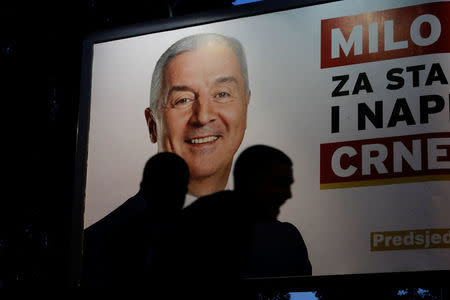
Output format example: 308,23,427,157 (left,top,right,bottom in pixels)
77,0,450,278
